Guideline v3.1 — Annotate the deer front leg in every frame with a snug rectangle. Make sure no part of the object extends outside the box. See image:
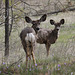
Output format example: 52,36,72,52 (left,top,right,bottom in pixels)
45,43,51,57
